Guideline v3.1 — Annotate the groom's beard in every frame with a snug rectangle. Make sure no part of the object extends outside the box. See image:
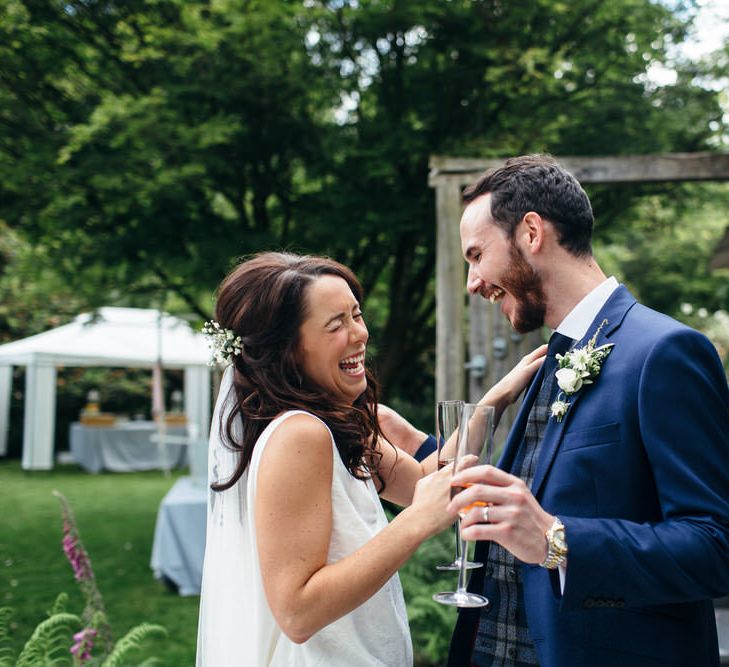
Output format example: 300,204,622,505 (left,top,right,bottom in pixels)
500,242,547,334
